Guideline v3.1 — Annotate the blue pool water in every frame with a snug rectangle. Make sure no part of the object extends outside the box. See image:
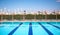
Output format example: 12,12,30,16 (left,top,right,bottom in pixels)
0,22,60,35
